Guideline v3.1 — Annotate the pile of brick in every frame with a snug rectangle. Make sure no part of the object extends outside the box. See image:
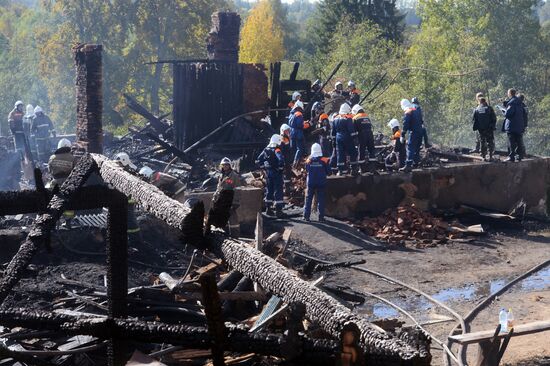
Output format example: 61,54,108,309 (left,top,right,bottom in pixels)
287,168,307,206
352,205,461,247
